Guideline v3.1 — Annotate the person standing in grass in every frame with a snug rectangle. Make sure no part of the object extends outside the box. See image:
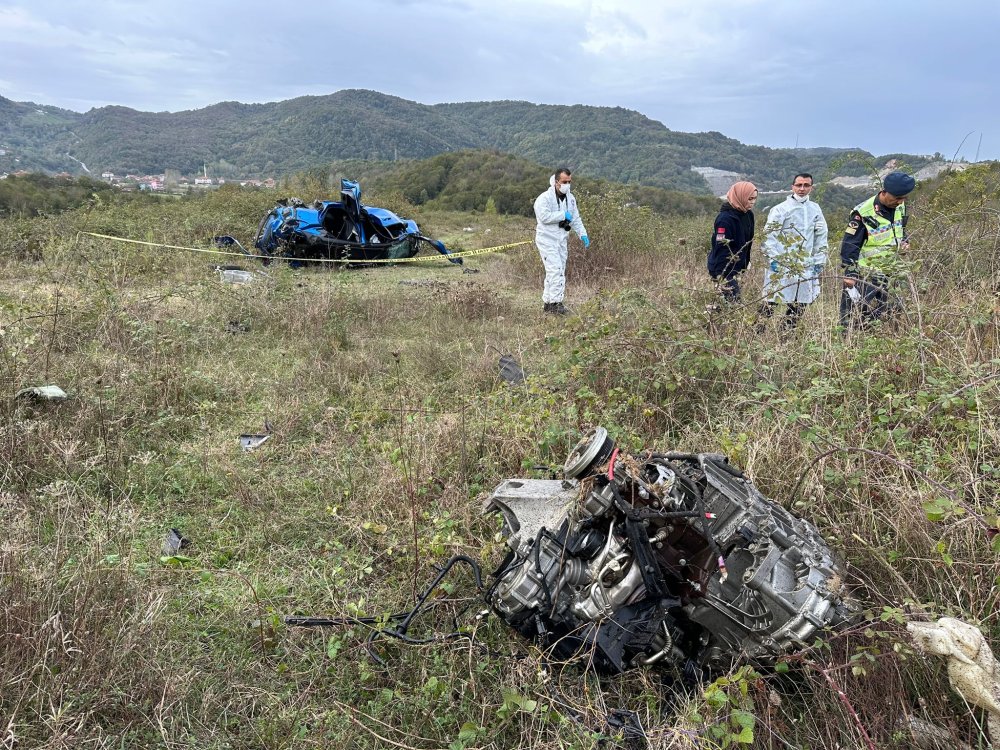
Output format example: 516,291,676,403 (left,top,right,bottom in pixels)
534,167,589,315
839,171,915,328
707,181,758,303
760,173,829,329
